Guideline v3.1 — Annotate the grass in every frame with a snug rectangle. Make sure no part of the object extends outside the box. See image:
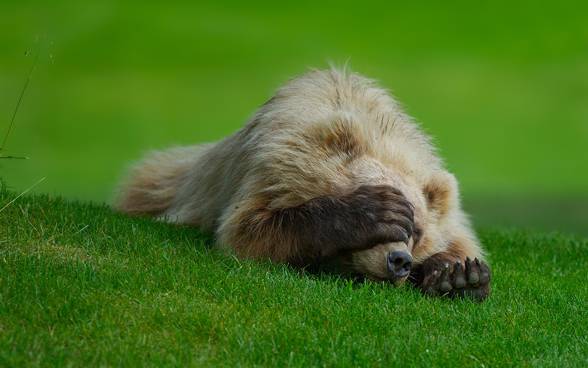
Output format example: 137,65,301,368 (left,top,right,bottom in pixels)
1,0,588,201
1,0,587,234
1,186,587,367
